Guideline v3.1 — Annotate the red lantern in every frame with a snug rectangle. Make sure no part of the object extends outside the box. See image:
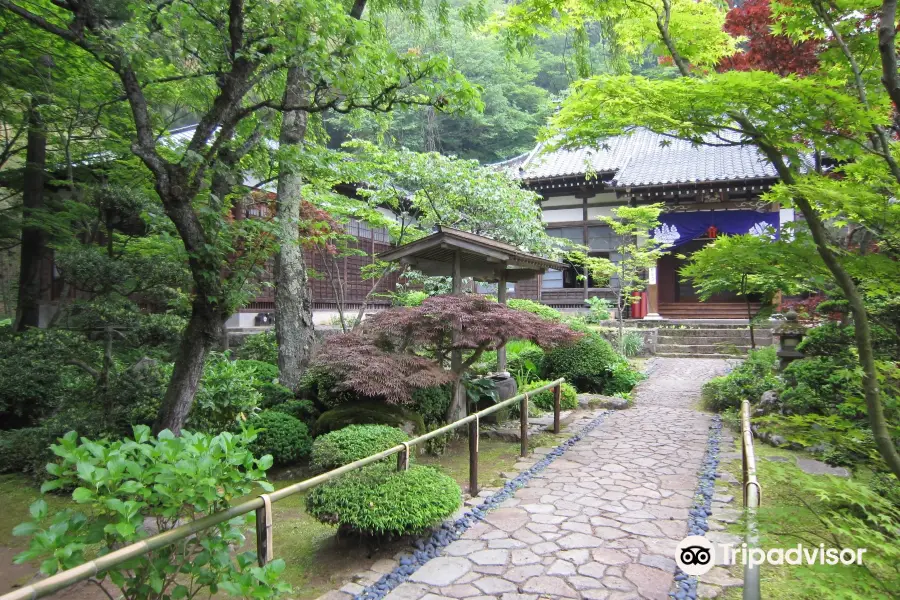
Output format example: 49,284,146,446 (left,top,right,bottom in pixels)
706,225,718,239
